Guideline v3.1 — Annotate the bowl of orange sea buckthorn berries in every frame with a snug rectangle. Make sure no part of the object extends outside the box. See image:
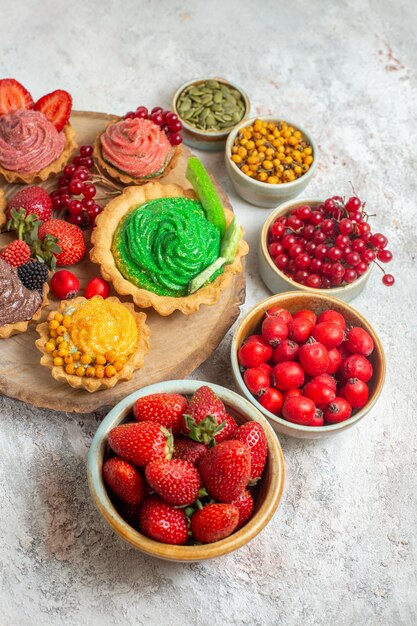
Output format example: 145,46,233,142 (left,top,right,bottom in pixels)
225,116,318,208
